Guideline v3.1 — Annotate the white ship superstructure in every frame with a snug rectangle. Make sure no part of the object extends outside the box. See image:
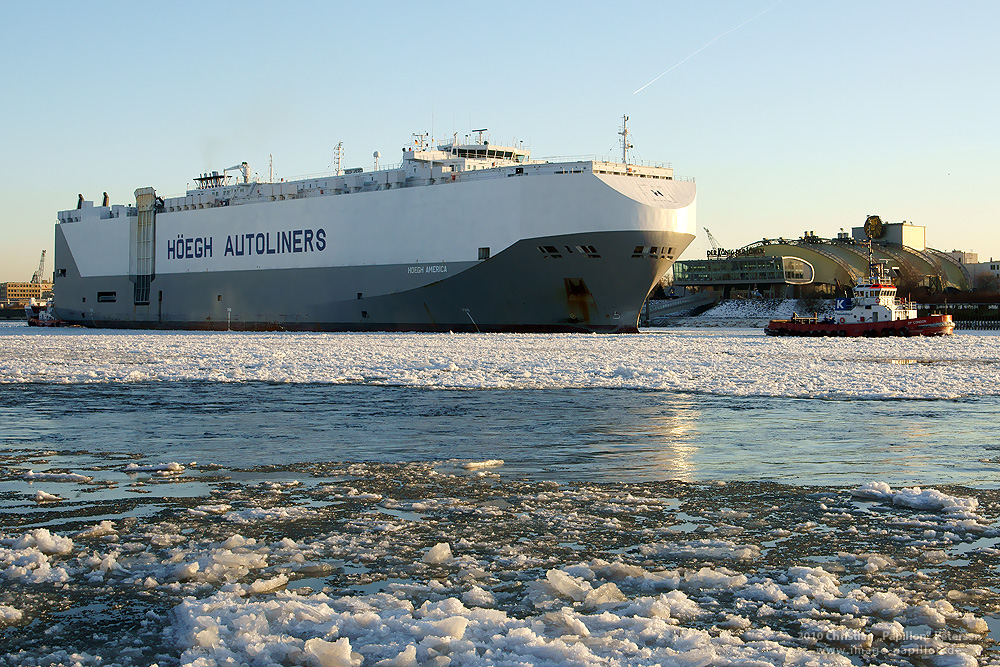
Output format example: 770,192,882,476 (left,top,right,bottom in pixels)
53,124,696,332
